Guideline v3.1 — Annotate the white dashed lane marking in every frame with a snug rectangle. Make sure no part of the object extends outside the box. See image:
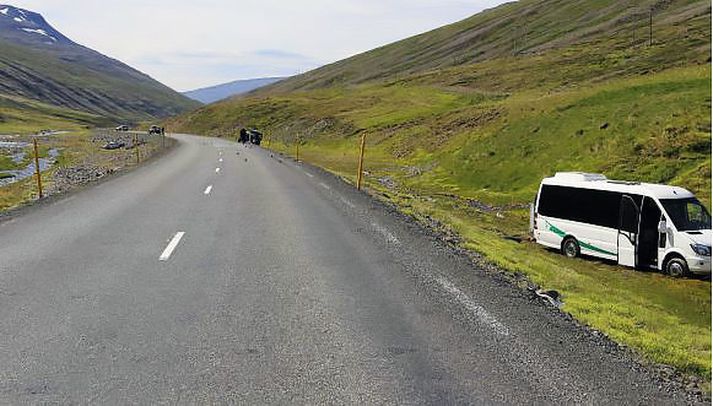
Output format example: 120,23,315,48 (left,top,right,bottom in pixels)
204,185,213,195
215,168,221,173
159,232,186,261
